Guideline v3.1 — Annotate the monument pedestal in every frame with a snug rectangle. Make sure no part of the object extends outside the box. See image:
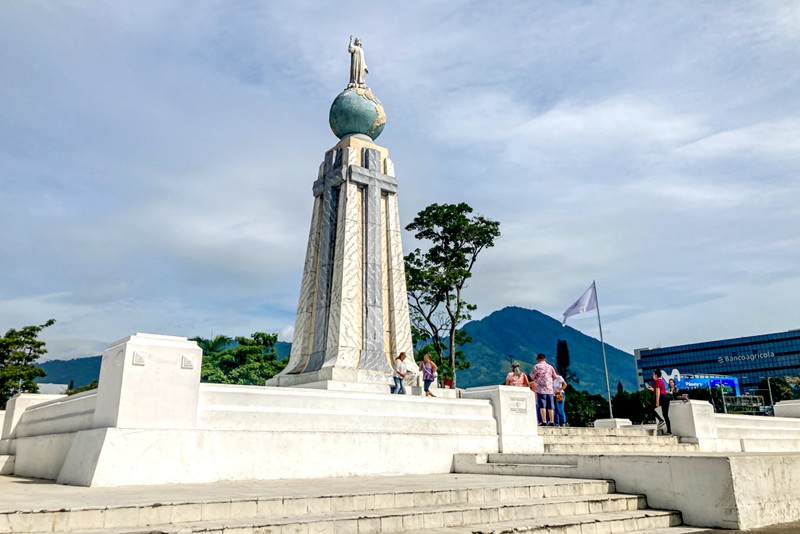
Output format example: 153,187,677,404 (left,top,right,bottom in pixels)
269,134,417,390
